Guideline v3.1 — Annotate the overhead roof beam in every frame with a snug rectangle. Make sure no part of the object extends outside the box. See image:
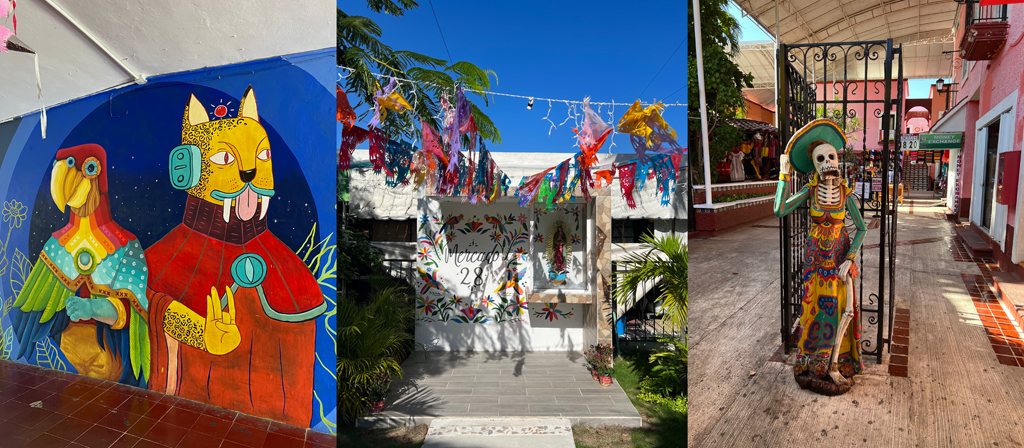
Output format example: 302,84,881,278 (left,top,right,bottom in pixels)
43,0,147,85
